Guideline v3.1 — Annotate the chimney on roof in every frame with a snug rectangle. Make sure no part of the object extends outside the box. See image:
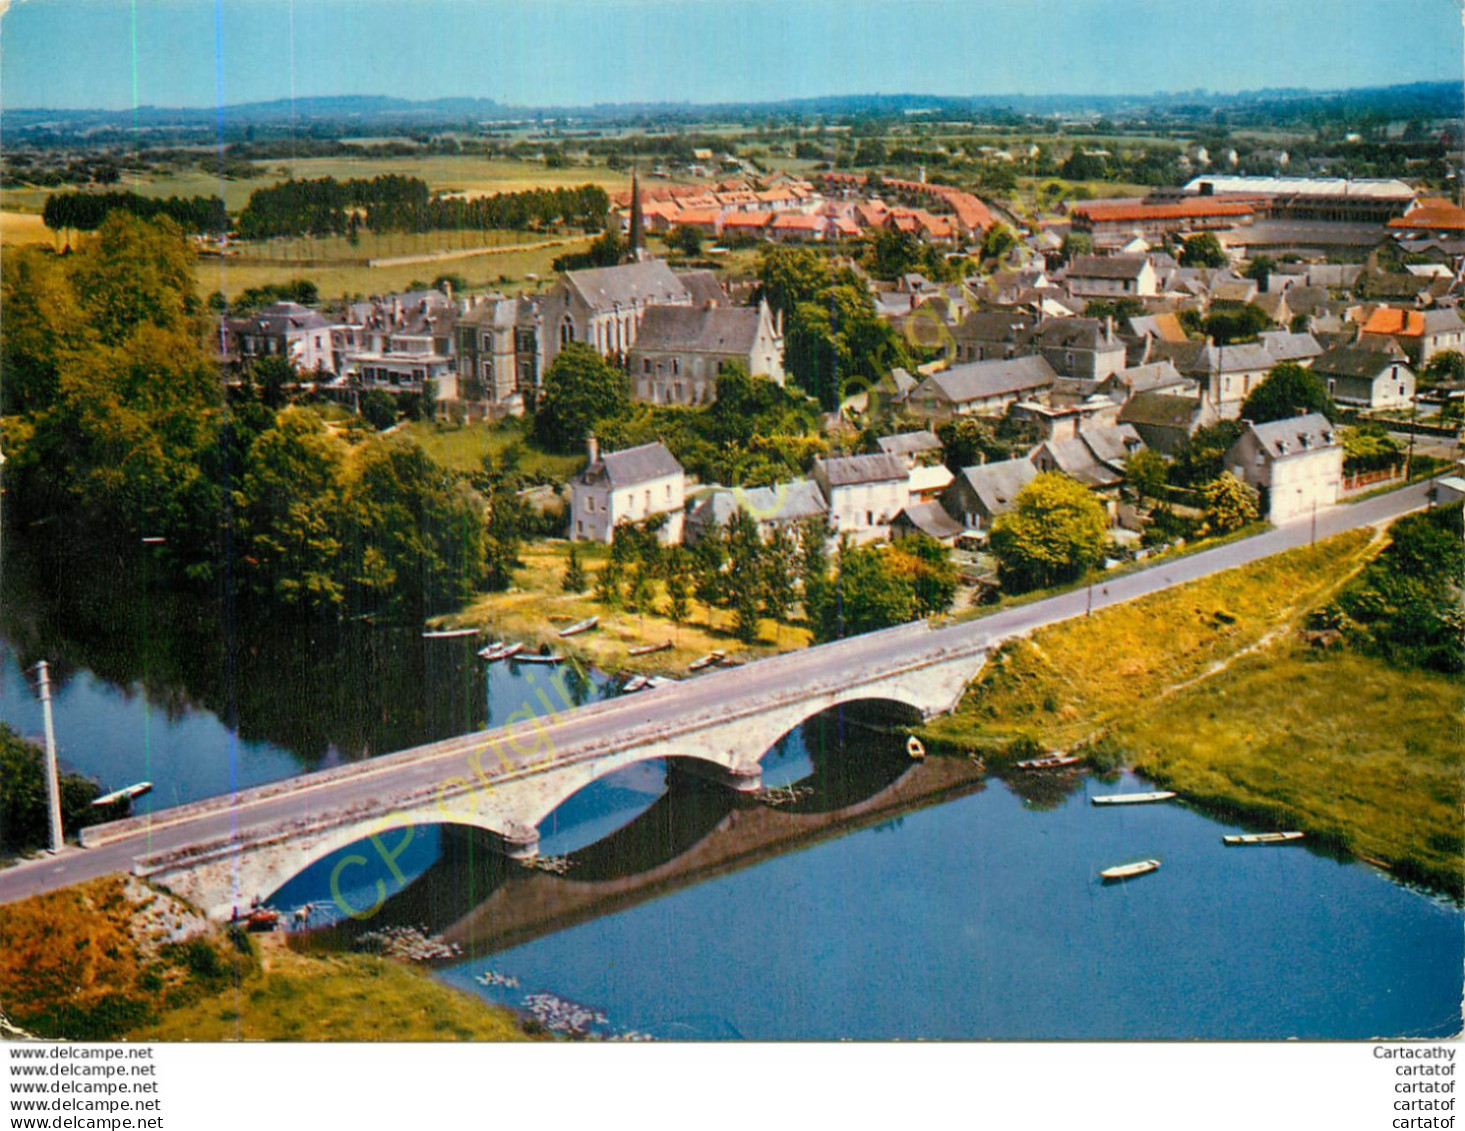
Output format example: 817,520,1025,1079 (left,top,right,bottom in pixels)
586,433,600,466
